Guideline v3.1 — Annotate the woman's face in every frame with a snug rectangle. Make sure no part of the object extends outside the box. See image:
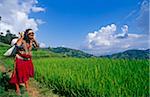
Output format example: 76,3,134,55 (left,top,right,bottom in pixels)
27,30,34,40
